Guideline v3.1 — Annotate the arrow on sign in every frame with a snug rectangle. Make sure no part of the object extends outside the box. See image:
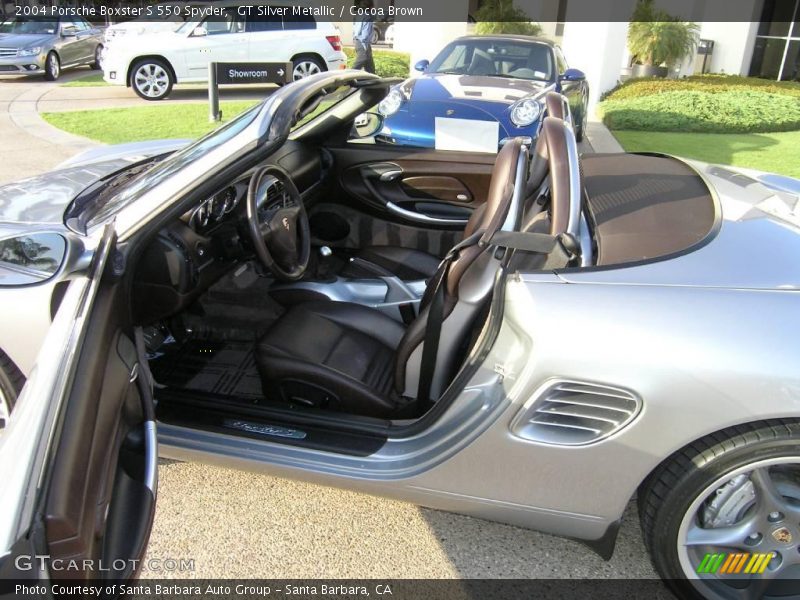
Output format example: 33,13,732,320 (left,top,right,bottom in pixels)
277,68,285,77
